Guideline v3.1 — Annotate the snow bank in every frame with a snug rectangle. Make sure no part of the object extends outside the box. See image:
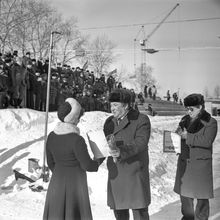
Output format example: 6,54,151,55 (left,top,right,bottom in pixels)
1,109,219,219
